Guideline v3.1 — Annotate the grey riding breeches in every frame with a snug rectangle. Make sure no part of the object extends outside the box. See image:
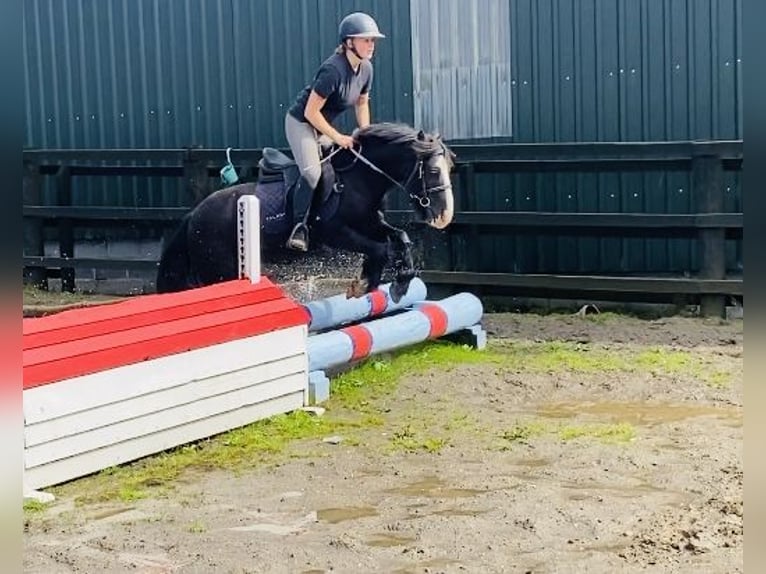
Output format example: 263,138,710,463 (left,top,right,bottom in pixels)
284,113,324,189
